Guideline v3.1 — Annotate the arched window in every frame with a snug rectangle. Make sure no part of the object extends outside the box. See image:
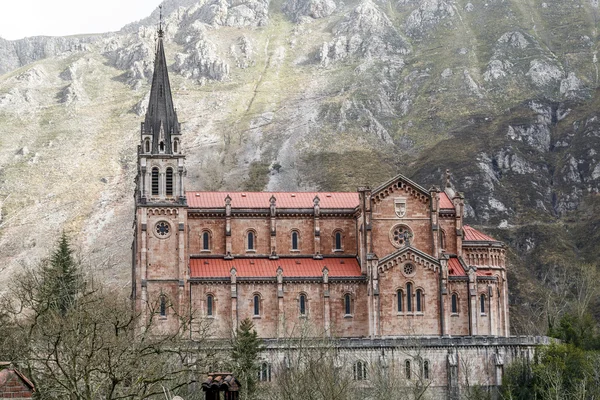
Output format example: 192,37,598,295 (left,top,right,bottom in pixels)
207,294,214,316
334,231,342,251
423,360,430,380
247,231,255,251
166,167,173,196
173,140,178,153
480,294,486,314
405,360,411,379
416,289,423,312
291,231,299,250
202,231,210,251
258,362,271,382
145,139,150,153
451,293,458,314
159,141,165,152
253,294,261,316
397,289,403,312
151,167,159,196
353,361,367,381
299,293,307,316
440,229,446,250
406,283,413,312
344,293,352,316
159,295,166,317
